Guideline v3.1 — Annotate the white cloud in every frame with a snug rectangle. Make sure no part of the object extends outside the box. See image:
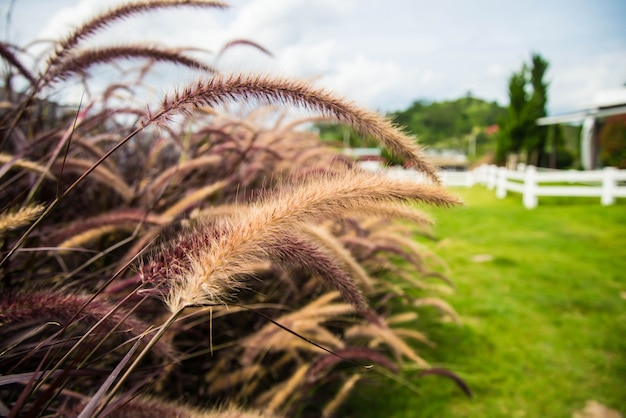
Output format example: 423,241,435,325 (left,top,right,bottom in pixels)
4,0,625,115
224,0,356,49
550,51,626,113
36,0,122,40
312,55,446,111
